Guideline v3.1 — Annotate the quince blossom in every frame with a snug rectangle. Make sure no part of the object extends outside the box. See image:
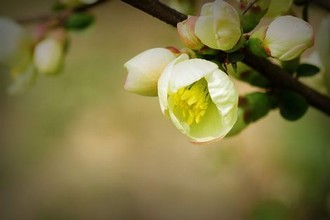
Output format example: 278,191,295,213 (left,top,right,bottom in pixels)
263,16,314,61
194,0,242,51
124,48,177,96
158,54,238,143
